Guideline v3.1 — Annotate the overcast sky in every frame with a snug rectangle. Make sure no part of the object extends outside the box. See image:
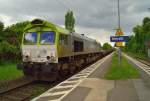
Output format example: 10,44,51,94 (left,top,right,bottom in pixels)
0,0,149,45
